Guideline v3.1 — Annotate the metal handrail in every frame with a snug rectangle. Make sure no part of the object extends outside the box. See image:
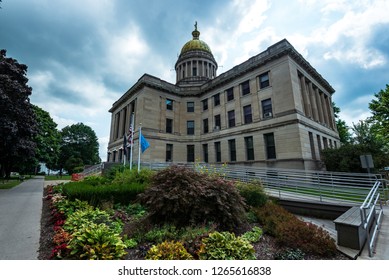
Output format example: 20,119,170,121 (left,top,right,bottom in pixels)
142,162,383,206
360,181,384,257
